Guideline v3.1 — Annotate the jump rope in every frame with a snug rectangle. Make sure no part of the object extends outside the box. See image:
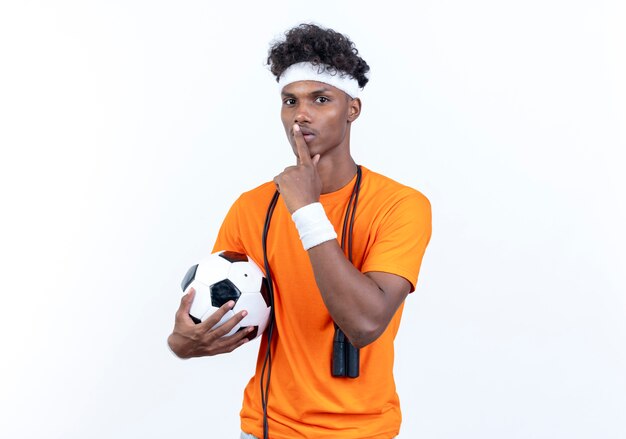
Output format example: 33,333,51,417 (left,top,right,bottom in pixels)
259,165,363,439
